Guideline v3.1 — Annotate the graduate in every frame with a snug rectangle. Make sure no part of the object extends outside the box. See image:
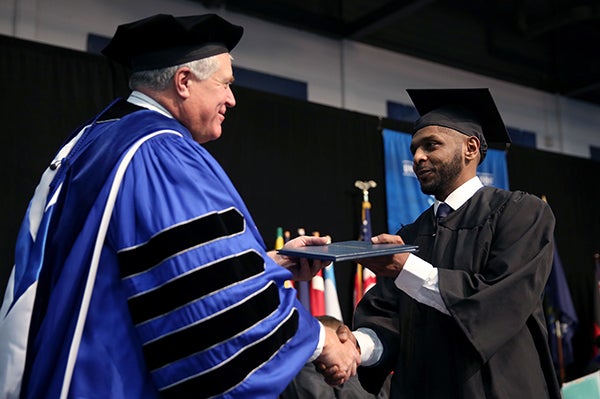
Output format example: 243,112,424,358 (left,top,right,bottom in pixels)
346,88,561,398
